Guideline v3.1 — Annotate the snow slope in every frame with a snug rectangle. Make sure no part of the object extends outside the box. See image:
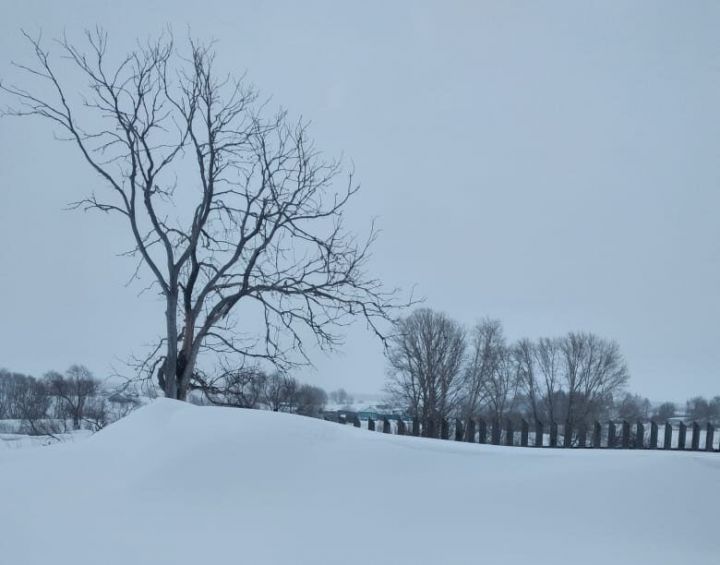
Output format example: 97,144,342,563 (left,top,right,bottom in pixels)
0,400,718,565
